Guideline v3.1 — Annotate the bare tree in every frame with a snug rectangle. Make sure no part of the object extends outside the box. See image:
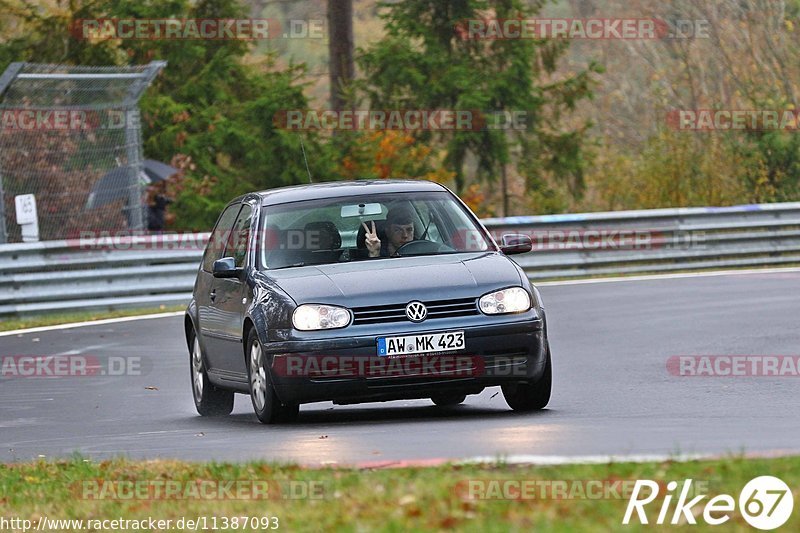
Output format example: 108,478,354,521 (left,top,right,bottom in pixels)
328,0,354,111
